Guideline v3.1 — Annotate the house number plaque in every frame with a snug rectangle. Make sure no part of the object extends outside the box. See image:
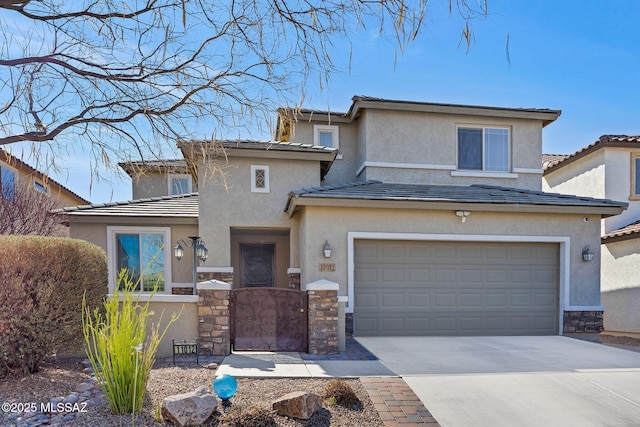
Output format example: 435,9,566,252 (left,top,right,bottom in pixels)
319,263,336,272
